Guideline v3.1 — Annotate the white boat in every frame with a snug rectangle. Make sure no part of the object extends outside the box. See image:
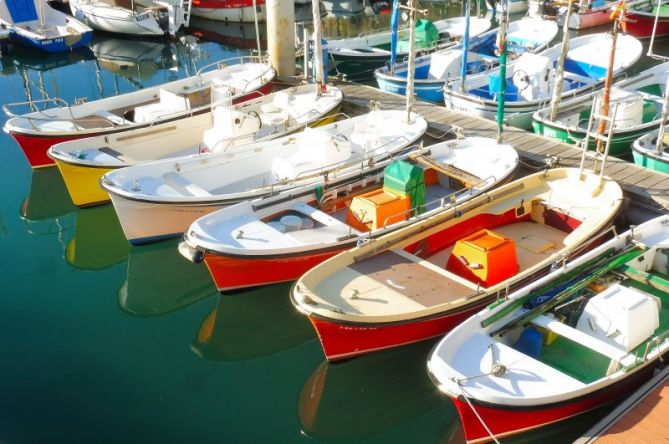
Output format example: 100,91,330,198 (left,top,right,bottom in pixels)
69,0,190,36
3,56,275,168
0,0,92,52
191,0,265,22
100,109,428,245
373,18,559,103
47,84,344,207
178,136,518,291
529,0,623,29
443,33,643,129
427,215,669,443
